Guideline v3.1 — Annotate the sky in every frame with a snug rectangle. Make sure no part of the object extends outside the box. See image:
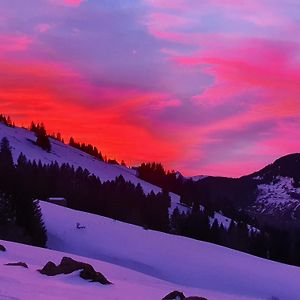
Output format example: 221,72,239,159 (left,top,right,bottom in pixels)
1,0,300,177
